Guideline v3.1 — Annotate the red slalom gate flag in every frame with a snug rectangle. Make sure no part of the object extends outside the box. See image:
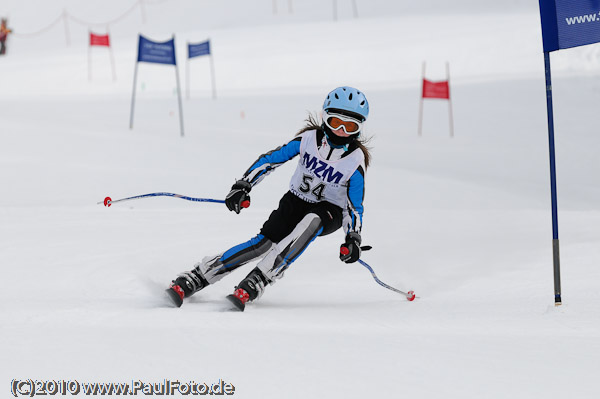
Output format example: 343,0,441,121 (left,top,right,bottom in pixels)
422,79,449,99
90,33,110,47
418,62,453,137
